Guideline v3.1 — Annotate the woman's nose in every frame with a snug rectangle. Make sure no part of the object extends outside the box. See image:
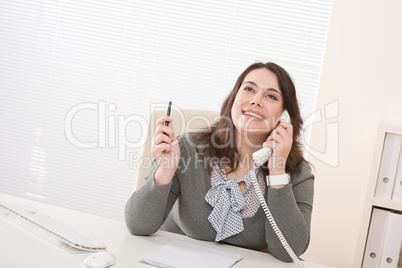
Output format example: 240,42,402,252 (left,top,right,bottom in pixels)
250,94,264,107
